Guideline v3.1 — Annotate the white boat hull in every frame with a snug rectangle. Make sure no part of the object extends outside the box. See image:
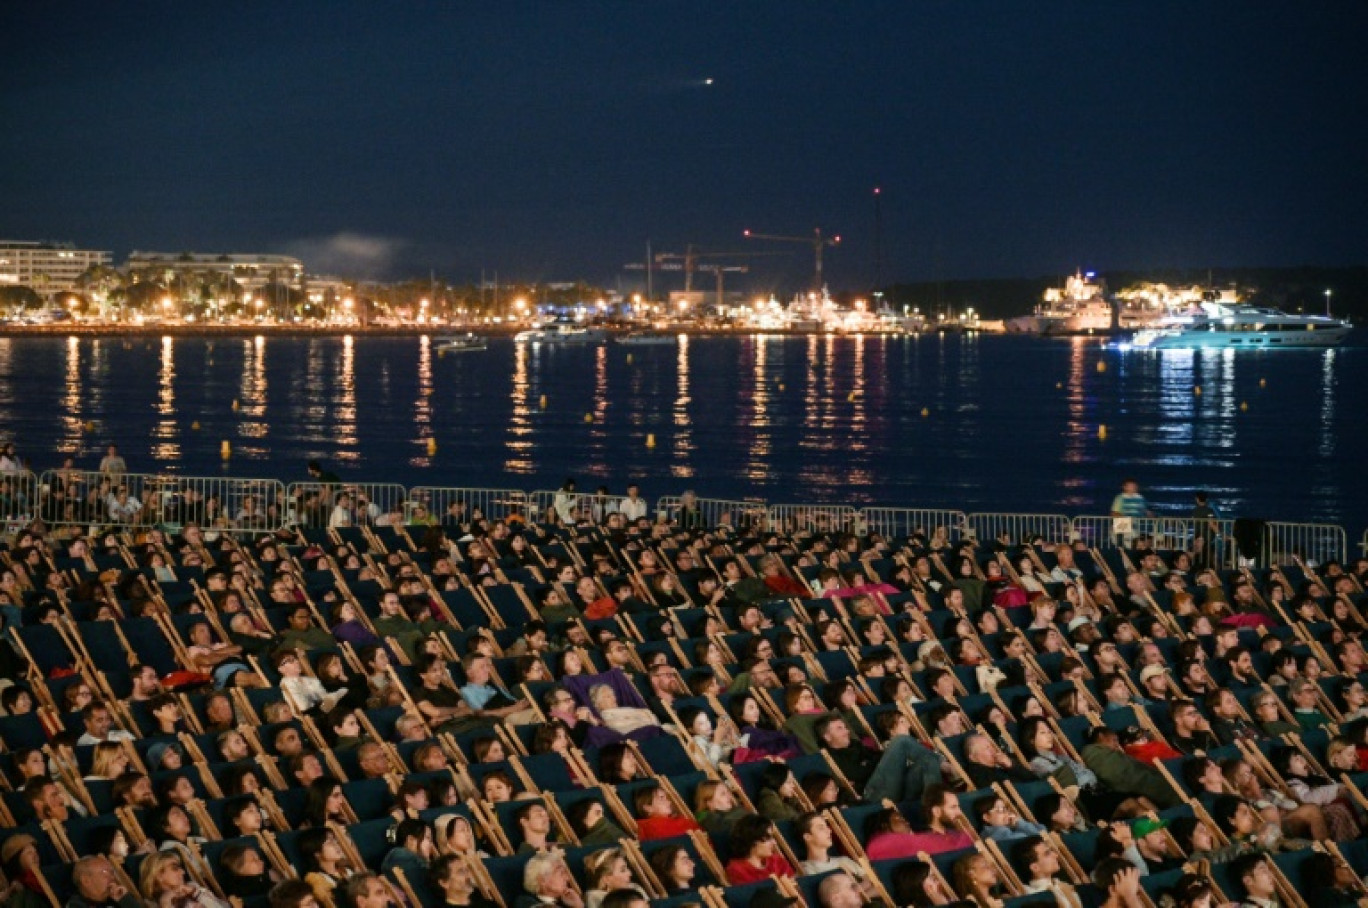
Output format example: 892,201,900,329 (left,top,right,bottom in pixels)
1131,323,1352,349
